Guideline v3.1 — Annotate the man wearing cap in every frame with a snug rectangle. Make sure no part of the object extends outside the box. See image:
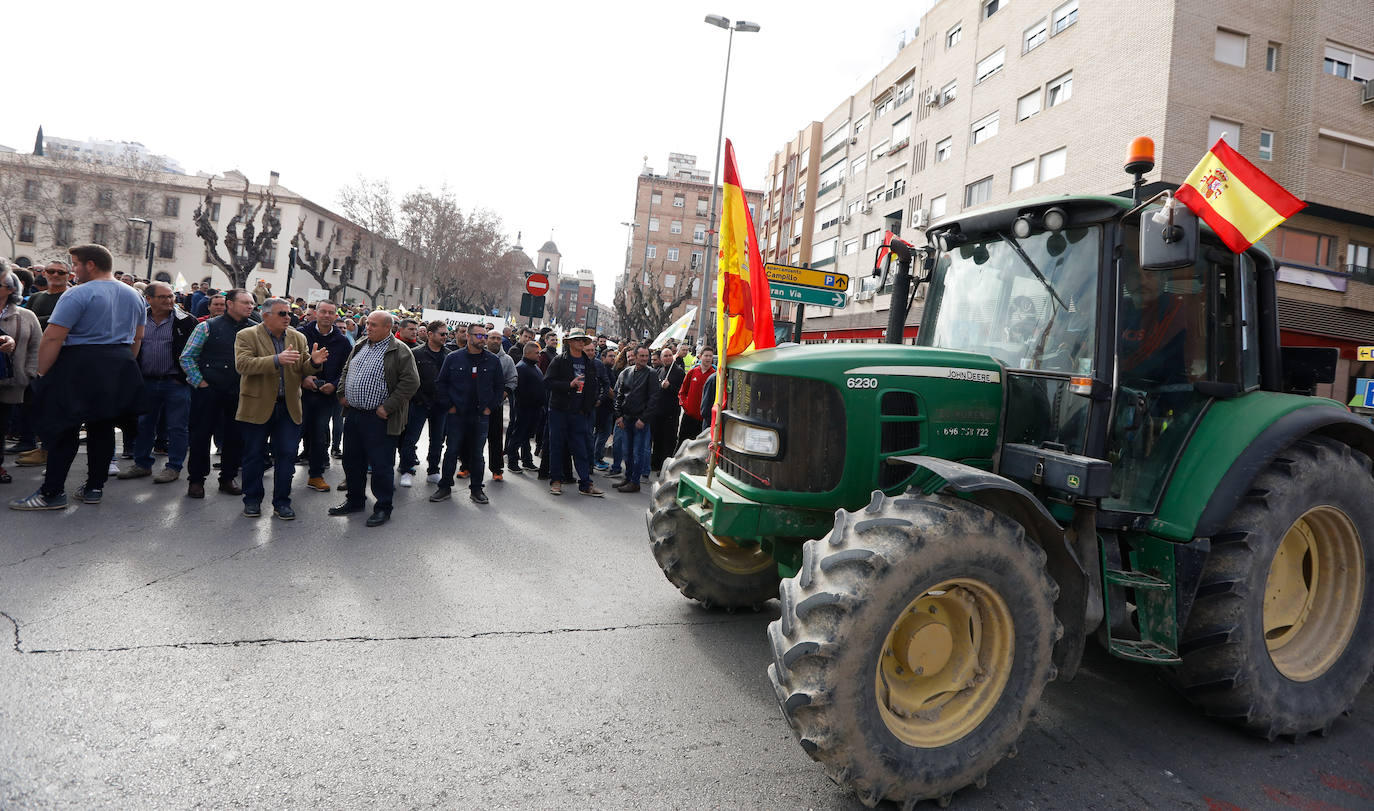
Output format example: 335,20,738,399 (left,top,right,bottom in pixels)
543,328,604,497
